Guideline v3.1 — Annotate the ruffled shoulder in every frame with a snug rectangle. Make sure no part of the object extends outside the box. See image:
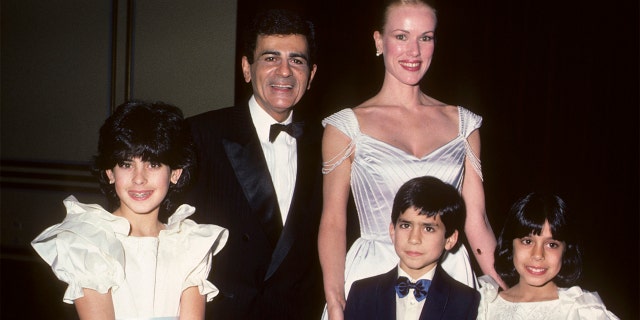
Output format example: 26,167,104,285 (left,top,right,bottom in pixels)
31,195,128,303
163,204,229,301
458,106,483,138
164,204,228,254
321,108,360,139
559,286,620,319
477,275,500,318
478,275,500,298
